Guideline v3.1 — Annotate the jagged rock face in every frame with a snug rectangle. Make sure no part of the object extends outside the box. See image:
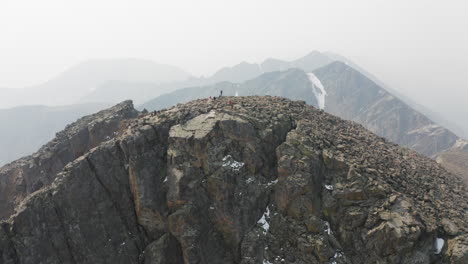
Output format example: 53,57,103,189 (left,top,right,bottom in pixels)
1,97,466,264
0,100,138,220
